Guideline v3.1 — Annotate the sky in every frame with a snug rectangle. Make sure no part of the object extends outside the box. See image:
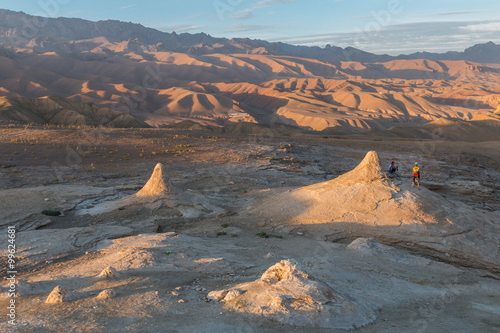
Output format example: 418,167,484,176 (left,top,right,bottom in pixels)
0,0,499,55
